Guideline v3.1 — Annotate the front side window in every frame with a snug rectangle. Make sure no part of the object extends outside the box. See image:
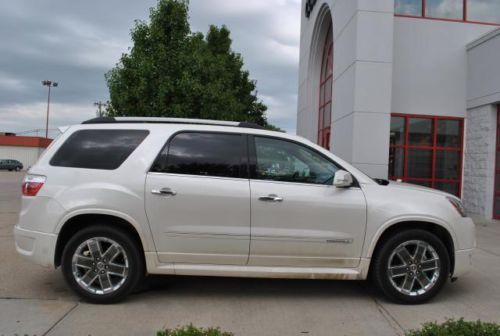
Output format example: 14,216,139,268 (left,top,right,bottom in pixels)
151,132,246,179
254,136,340,185
388,114,463,197
50,129,149,170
